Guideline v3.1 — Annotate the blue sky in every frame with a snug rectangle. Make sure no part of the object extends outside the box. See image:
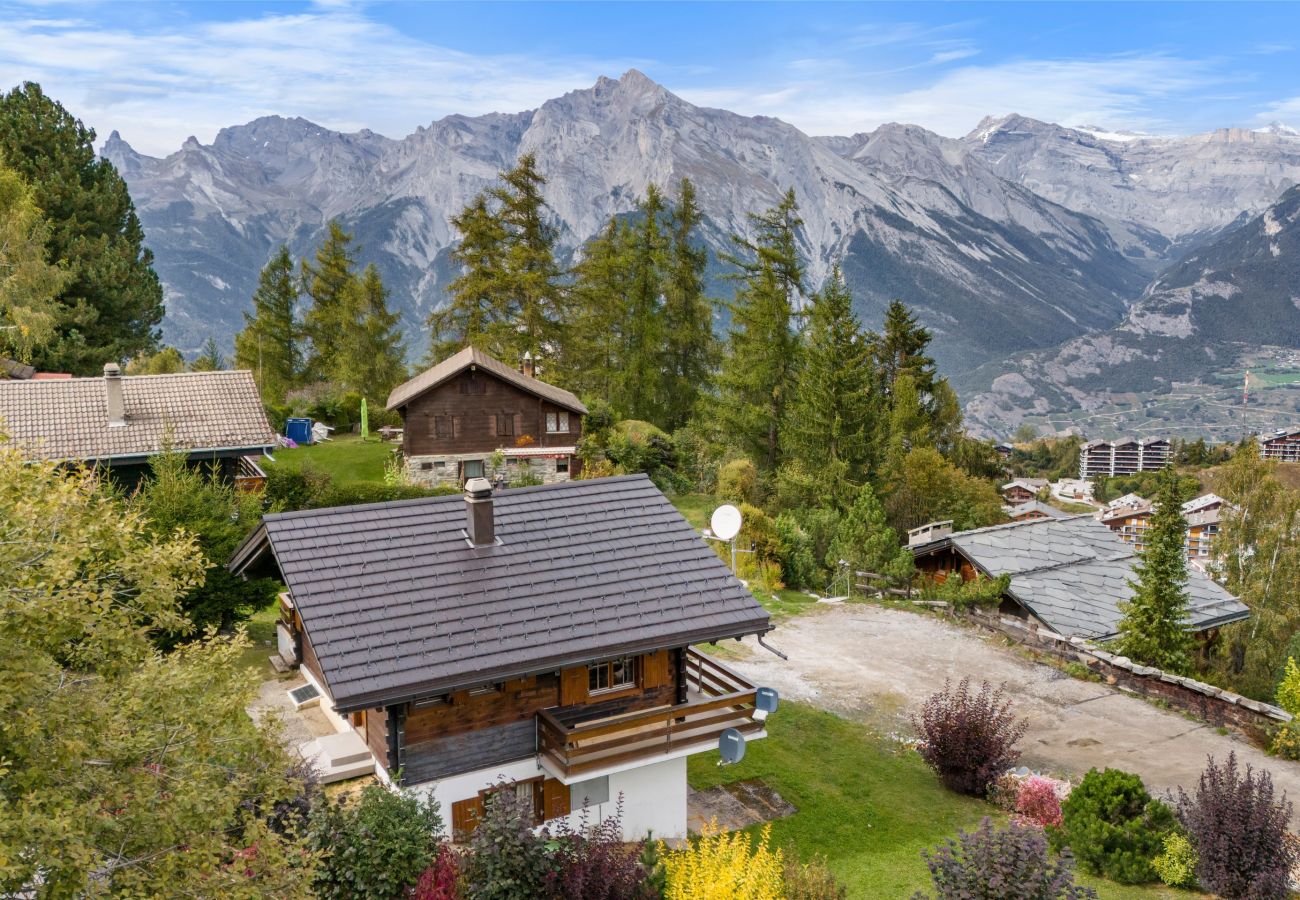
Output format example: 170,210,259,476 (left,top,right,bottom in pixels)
2,1,1298,155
